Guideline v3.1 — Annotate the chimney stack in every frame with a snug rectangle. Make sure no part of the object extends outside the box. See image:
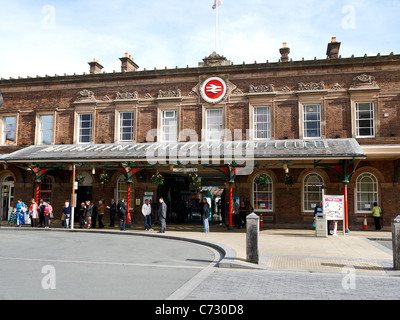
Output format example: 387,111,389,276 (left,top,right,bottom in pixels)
326,37,341,59
120,52,139,72
88,59,104,74
279,42,290,62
